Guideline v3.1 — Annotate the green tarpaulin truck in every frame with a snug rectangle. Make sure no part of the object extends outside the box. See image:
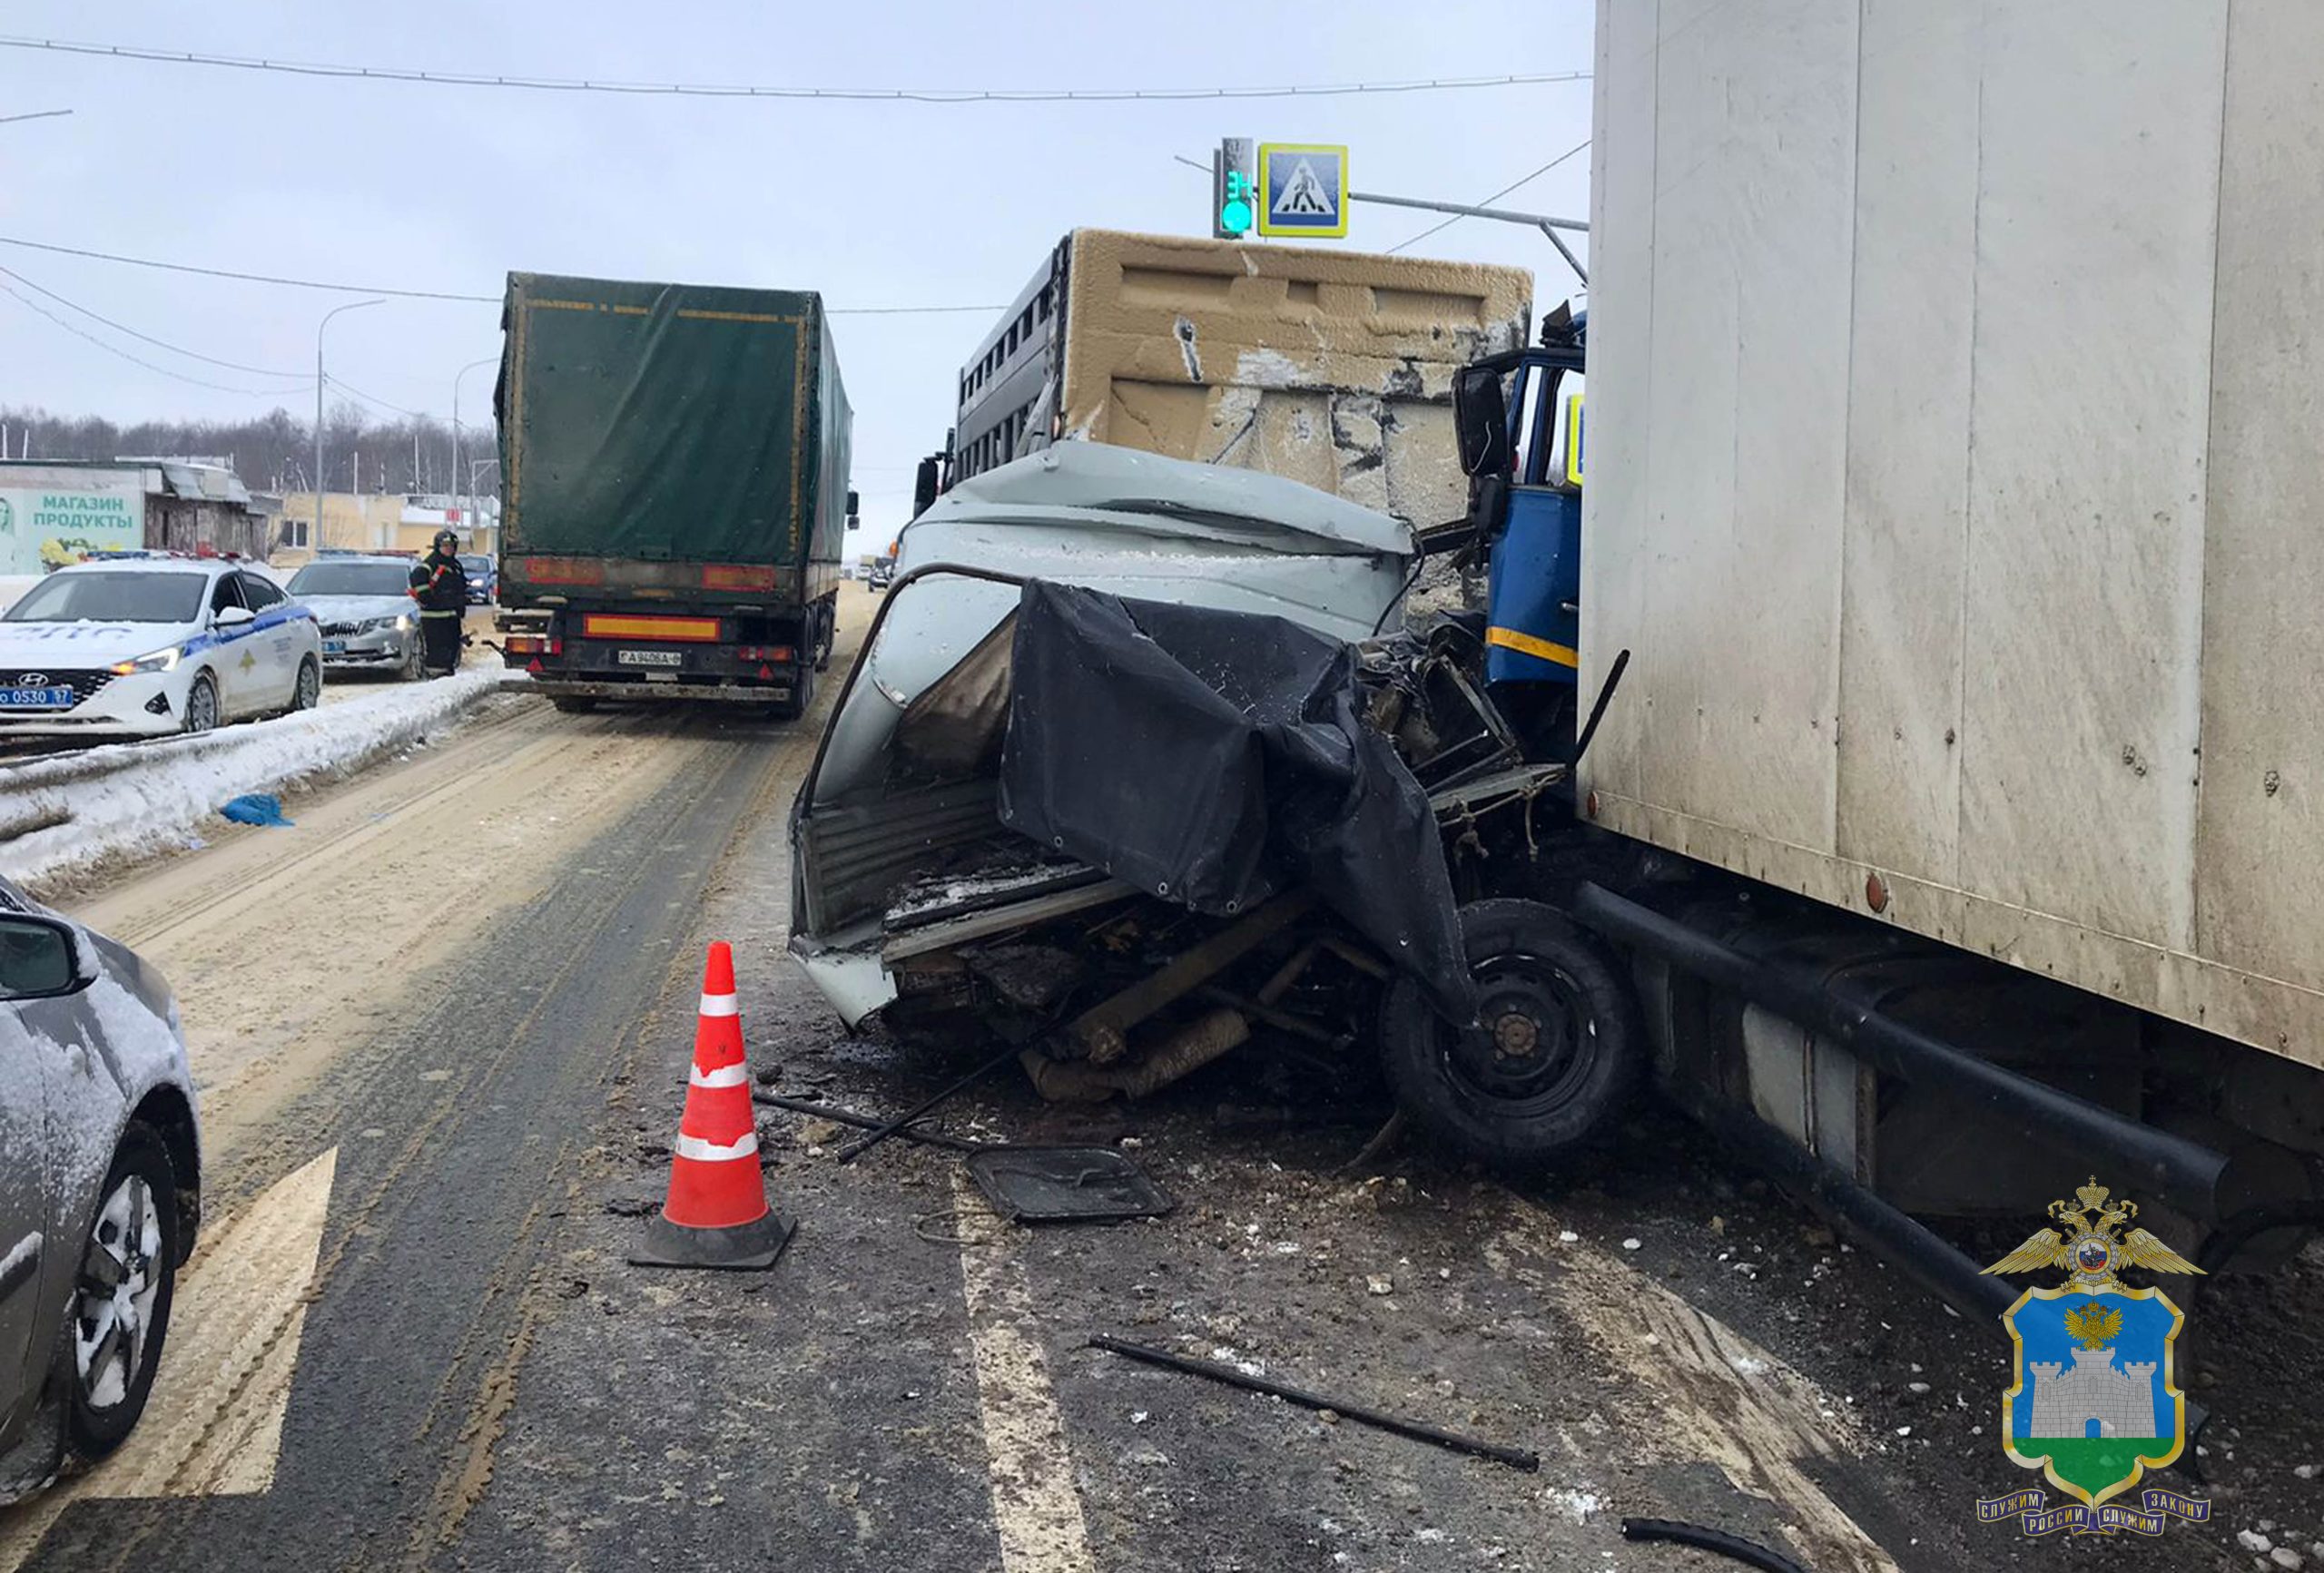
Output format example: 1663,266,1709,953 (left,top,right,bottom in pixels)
492,271,853,717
